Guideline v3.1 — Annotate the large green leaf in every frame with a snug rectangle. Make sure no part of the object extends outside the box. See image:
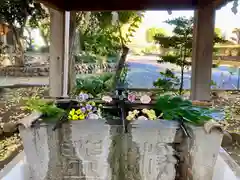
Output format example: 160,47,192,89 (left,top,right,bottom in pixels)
155,95,218,125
